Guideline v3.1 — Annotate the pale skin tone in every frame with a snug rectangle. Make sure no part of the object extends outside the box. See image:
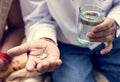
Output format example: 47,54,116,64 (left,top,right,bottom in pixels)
7,17,116,73
7,39,62,74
